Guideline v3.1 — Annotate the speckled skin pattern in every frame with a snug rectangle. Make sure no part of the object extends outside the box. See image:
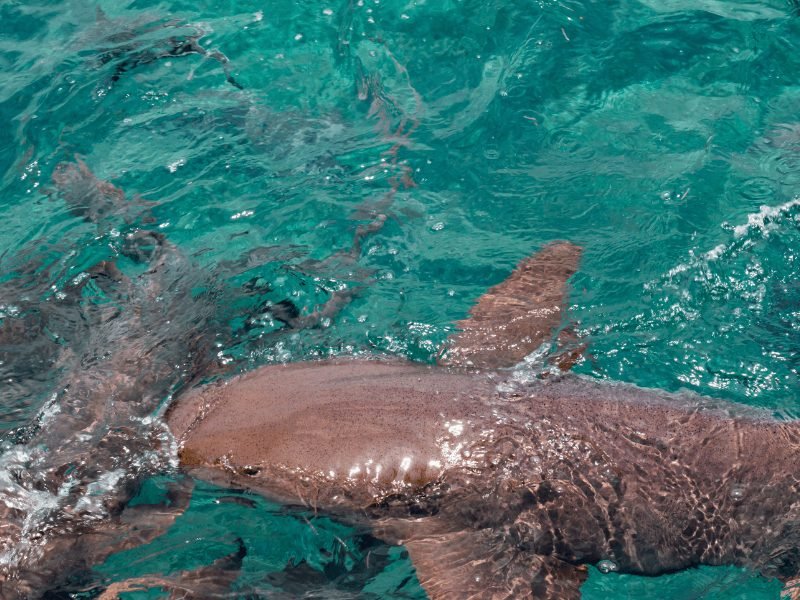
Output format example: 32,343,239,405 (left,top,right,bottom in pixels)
168,359,800,599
